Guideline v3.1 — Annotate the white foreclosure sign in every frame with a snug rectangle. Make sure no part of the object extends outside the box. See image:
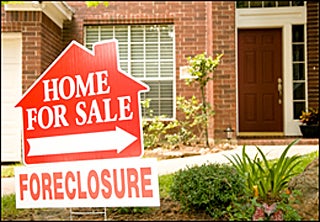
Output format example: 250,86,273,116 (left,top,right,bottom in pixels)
15,158,160,208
